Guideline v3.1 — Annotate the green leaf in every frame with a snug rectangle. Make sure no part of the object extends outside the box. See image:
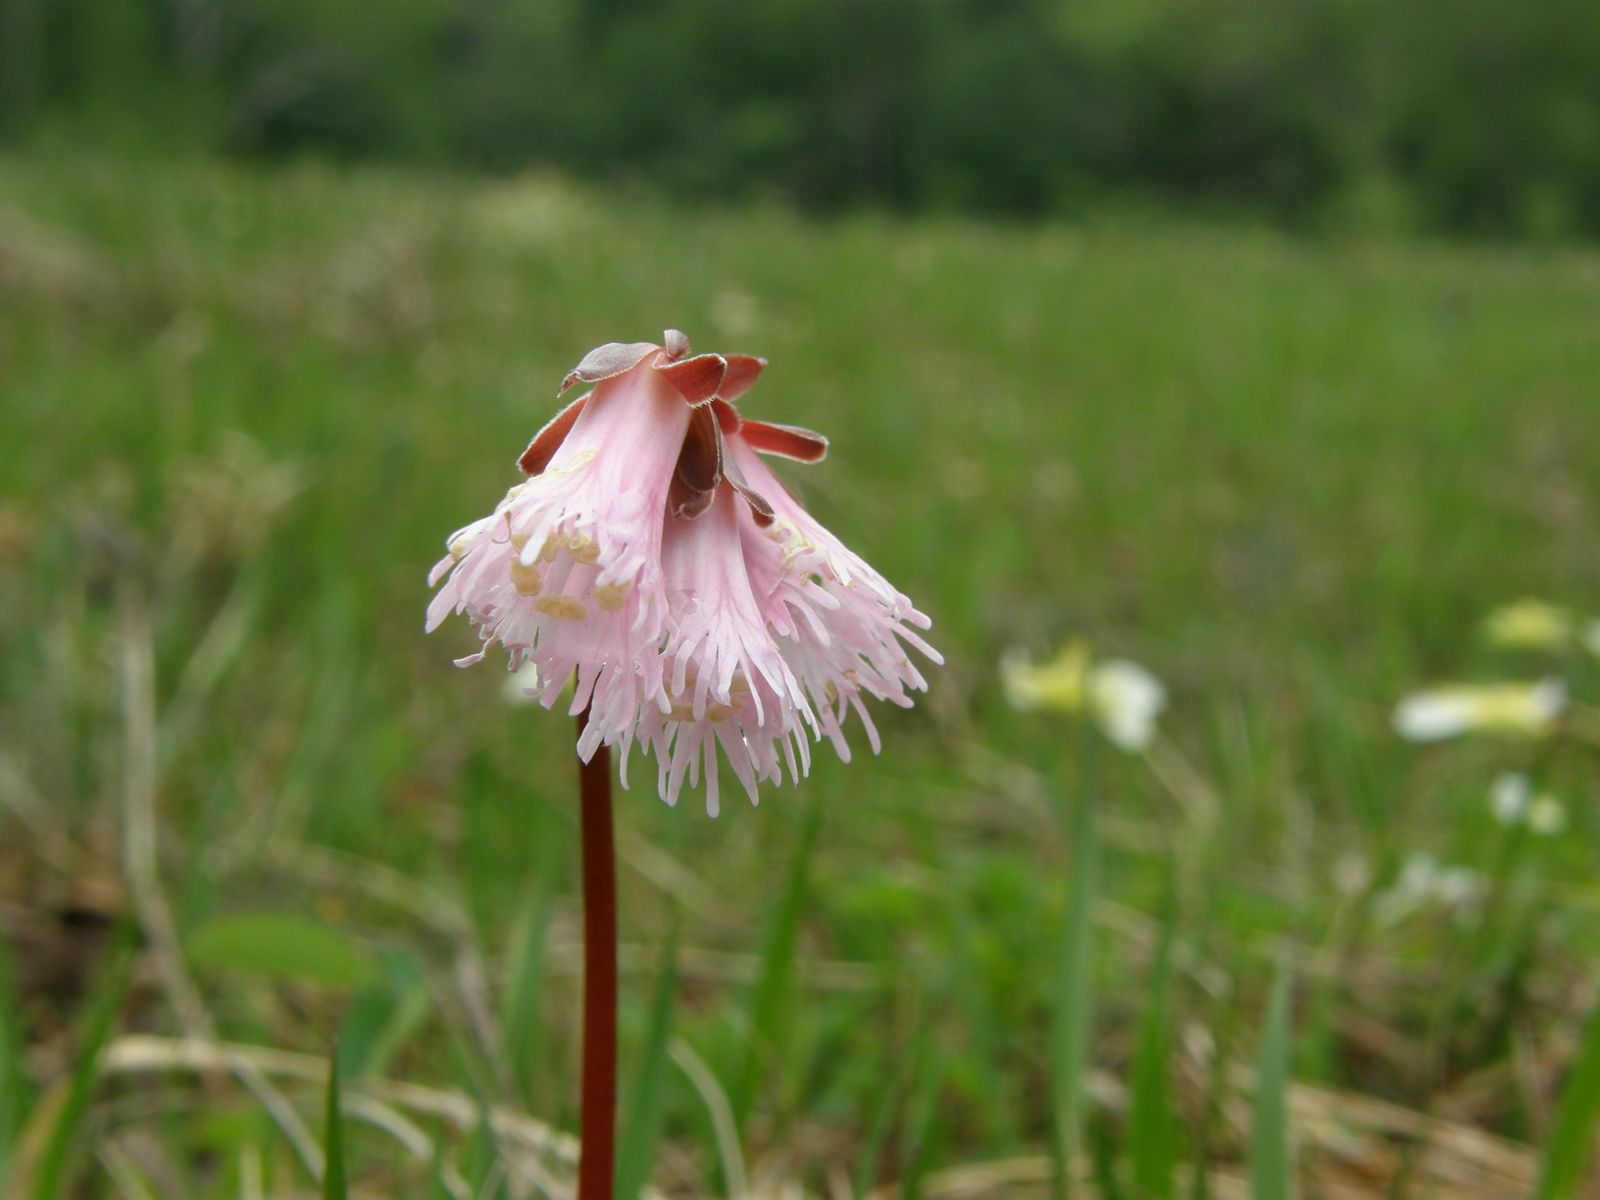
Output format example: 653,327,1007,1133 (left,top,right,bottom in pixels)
1128,898,1177,1199
322,1048,347,1200
1536,995,1600,1200
1250,946,1294,1200
186,911,375,988
616,925,679,1199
